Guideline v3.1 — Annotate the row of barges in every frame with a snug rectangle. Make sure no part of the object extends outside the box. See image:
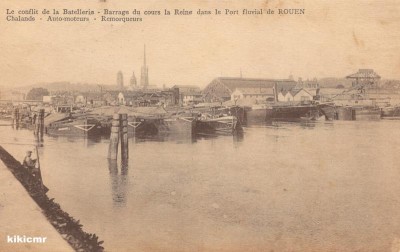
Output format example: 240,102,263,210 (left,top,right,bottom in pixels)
5,99,400,137
42,106,241,137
